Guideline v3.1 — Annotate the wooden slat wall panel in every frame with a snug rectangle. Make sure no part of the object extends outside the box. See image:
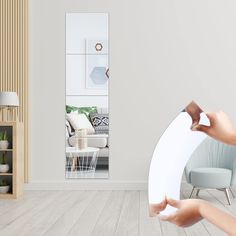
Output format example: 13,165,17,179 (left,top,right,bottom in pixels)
0,0,28,182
